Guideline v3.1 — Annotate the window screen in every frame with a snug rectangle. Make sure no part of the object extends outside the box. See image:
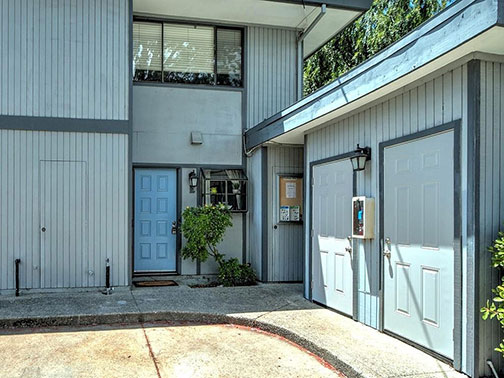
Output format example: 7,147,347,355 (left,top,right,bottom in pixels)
217,29,242,87
133,22,162,81
163,24,215,85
